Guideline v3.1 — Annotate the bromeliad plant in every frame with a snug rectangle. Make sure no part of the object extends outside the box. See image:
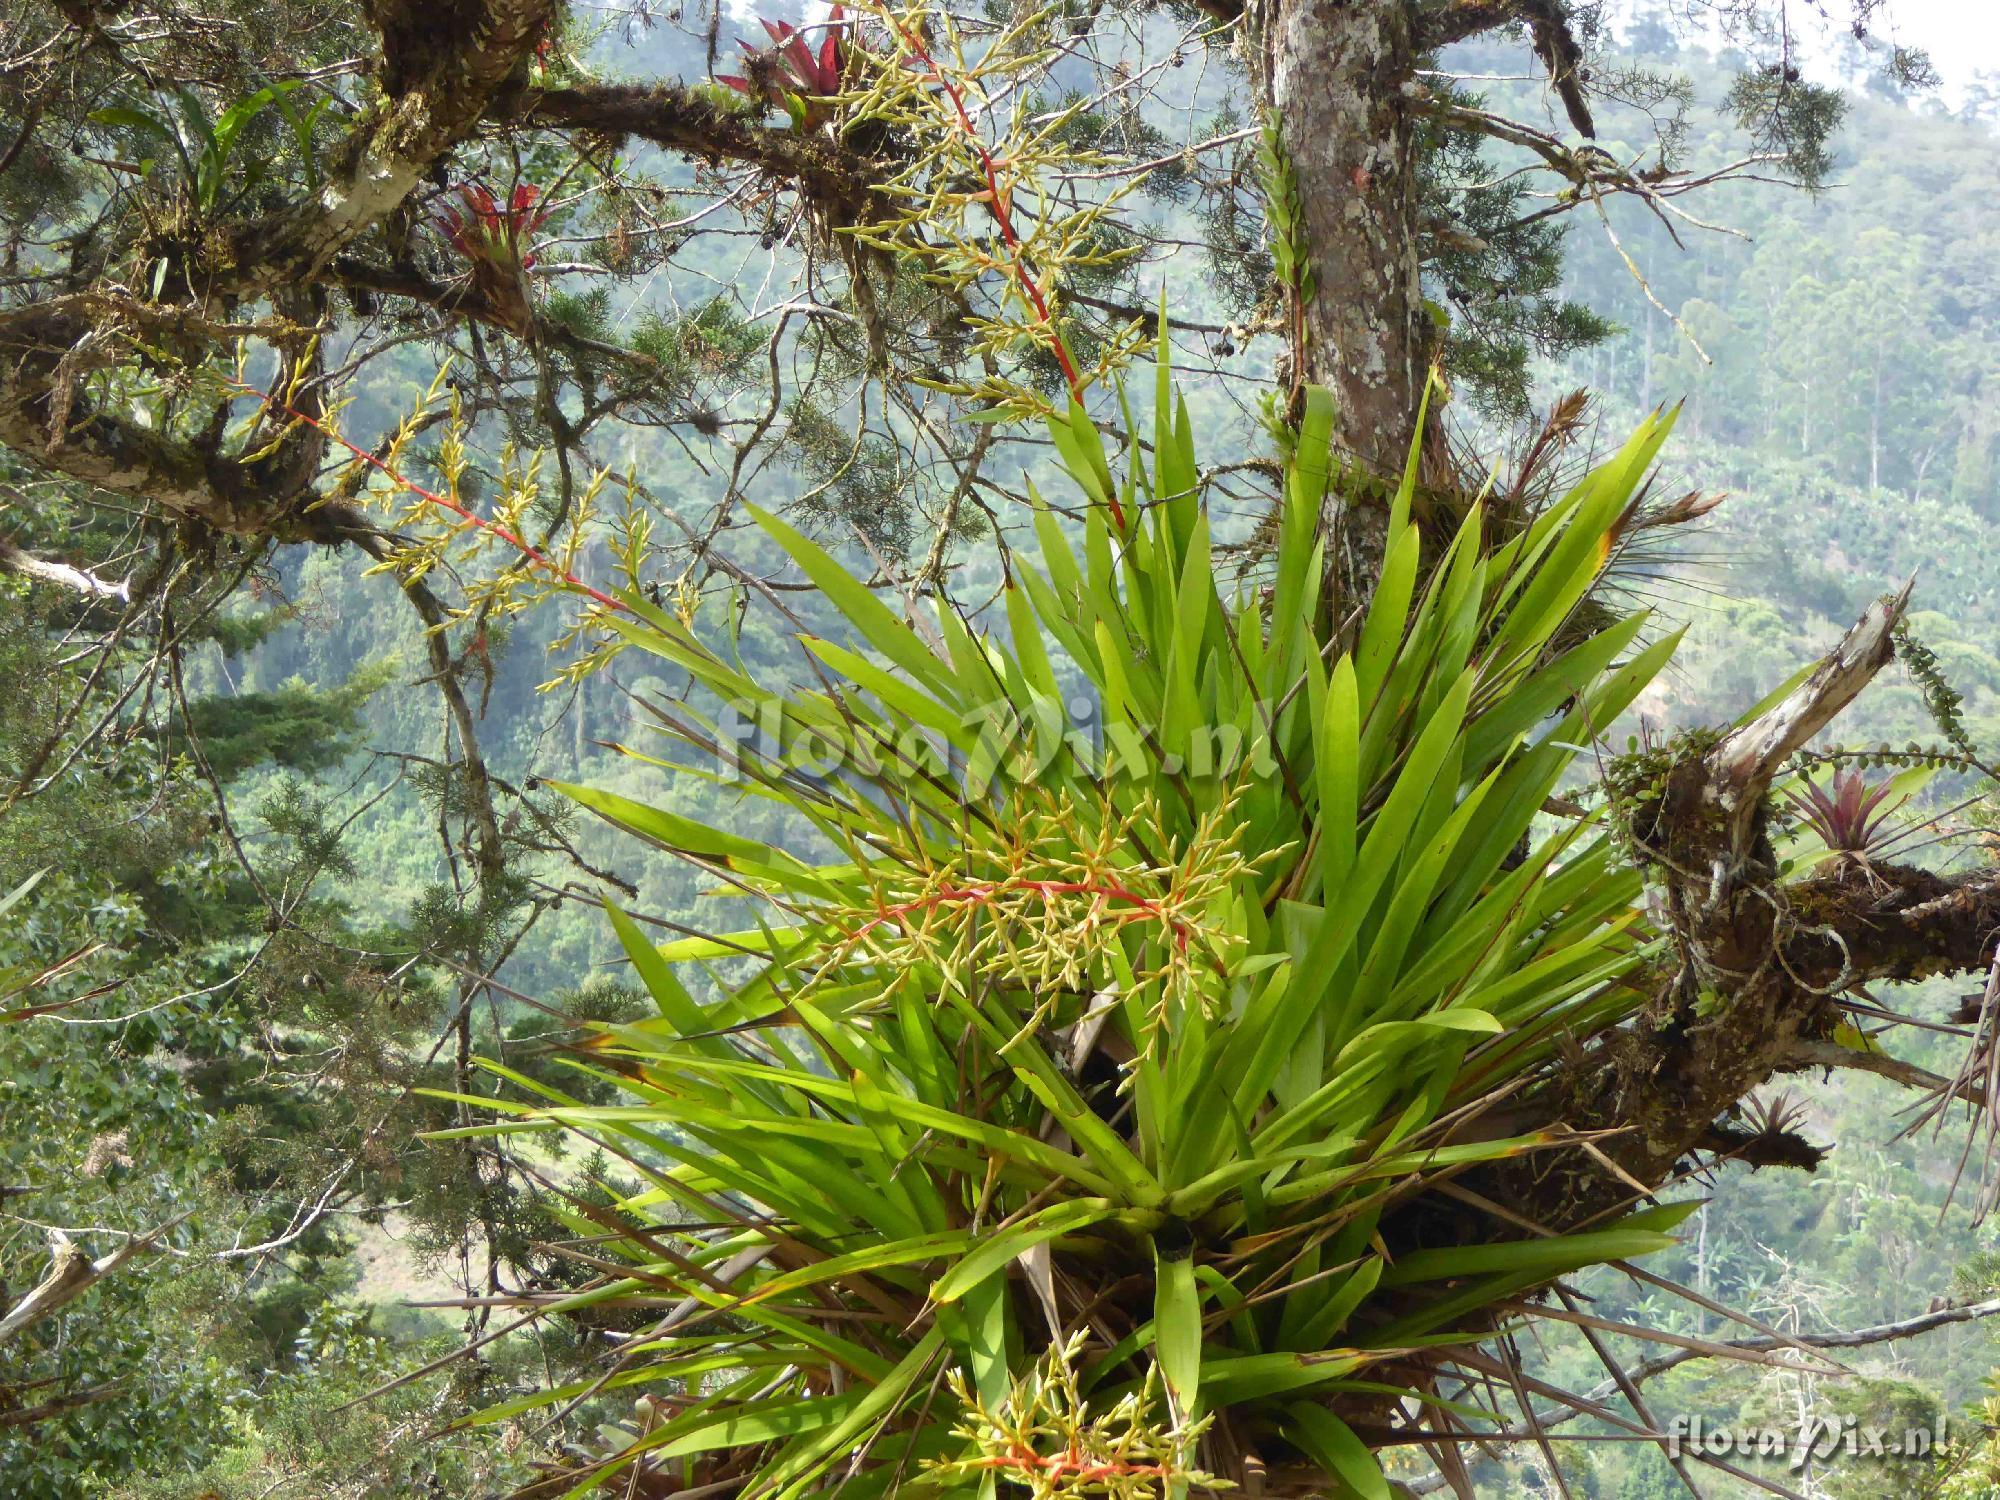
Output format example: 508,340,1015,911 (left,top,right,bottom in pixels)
434,180,552,335
1783,767,1907,857
718,7,850,133
439,350,1696,1496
